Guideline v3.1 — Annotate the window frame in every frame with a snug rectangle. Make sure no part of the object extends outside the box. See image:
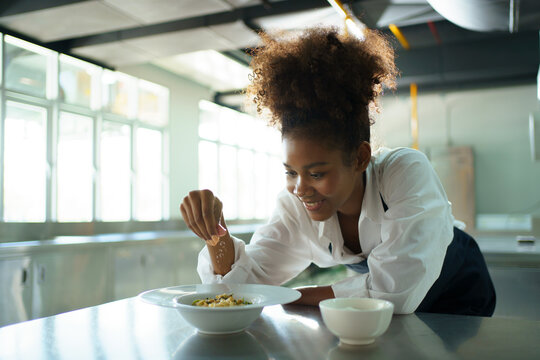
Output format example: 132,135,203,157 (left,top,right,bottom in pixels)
0,33,170,231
